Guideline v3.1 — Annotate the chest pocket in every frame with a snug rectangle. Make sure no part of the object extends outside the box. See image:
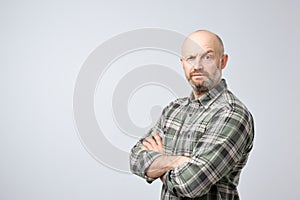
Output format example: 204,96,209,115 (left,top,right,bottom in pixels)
188,121,208,151
162,105,222,155
187,106,223,152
